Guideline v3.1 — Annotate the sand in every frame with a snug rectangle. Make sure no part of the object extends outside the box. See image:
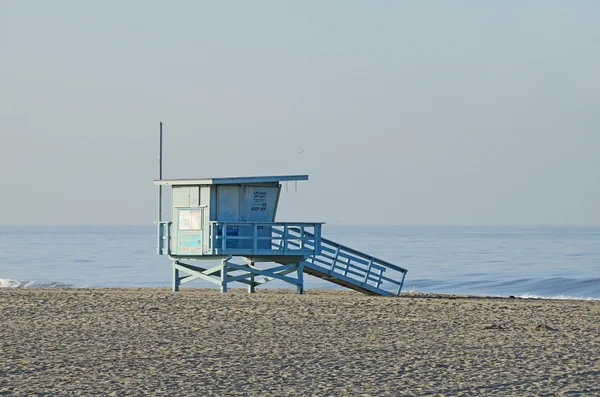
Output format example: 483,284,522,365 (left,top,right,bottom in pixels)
1,289,599,396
